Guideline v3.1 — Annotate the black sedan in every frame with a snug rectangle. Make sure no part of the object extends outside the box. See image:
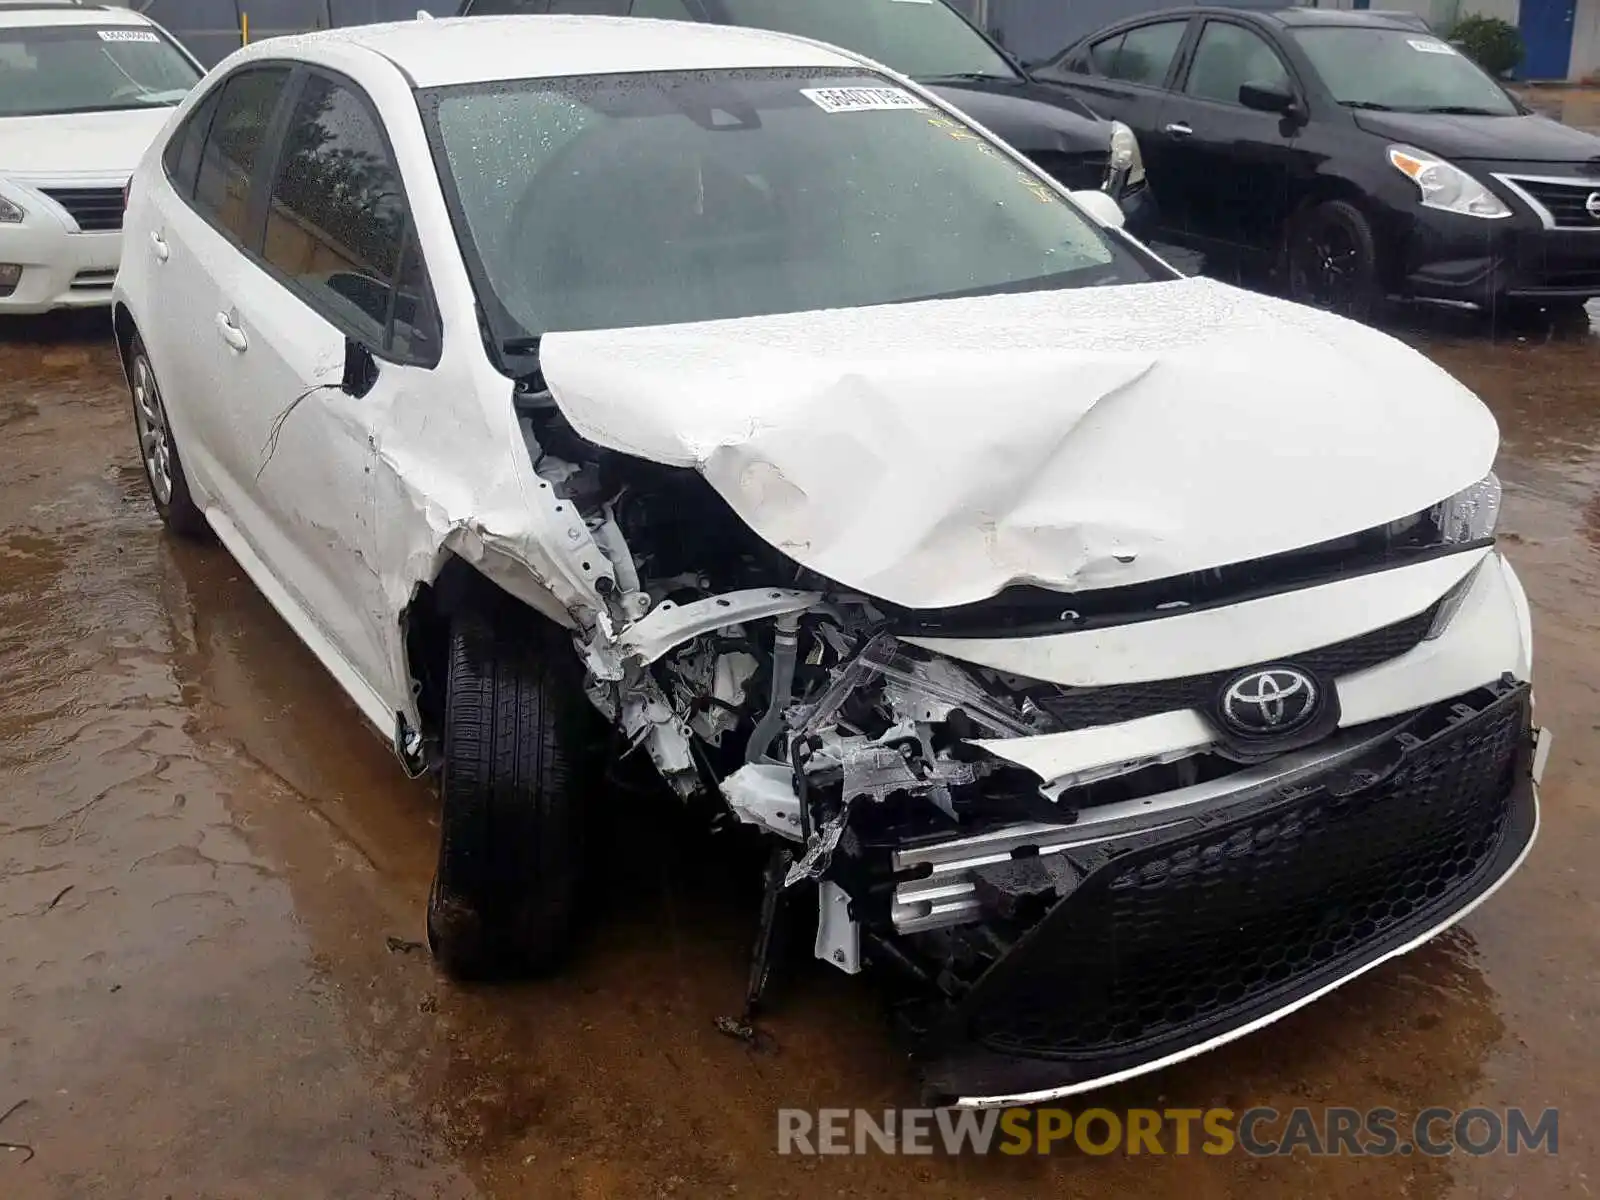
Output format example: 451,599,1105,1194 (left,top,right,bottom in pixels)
454,0,1159,235
1031,6,1600,319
